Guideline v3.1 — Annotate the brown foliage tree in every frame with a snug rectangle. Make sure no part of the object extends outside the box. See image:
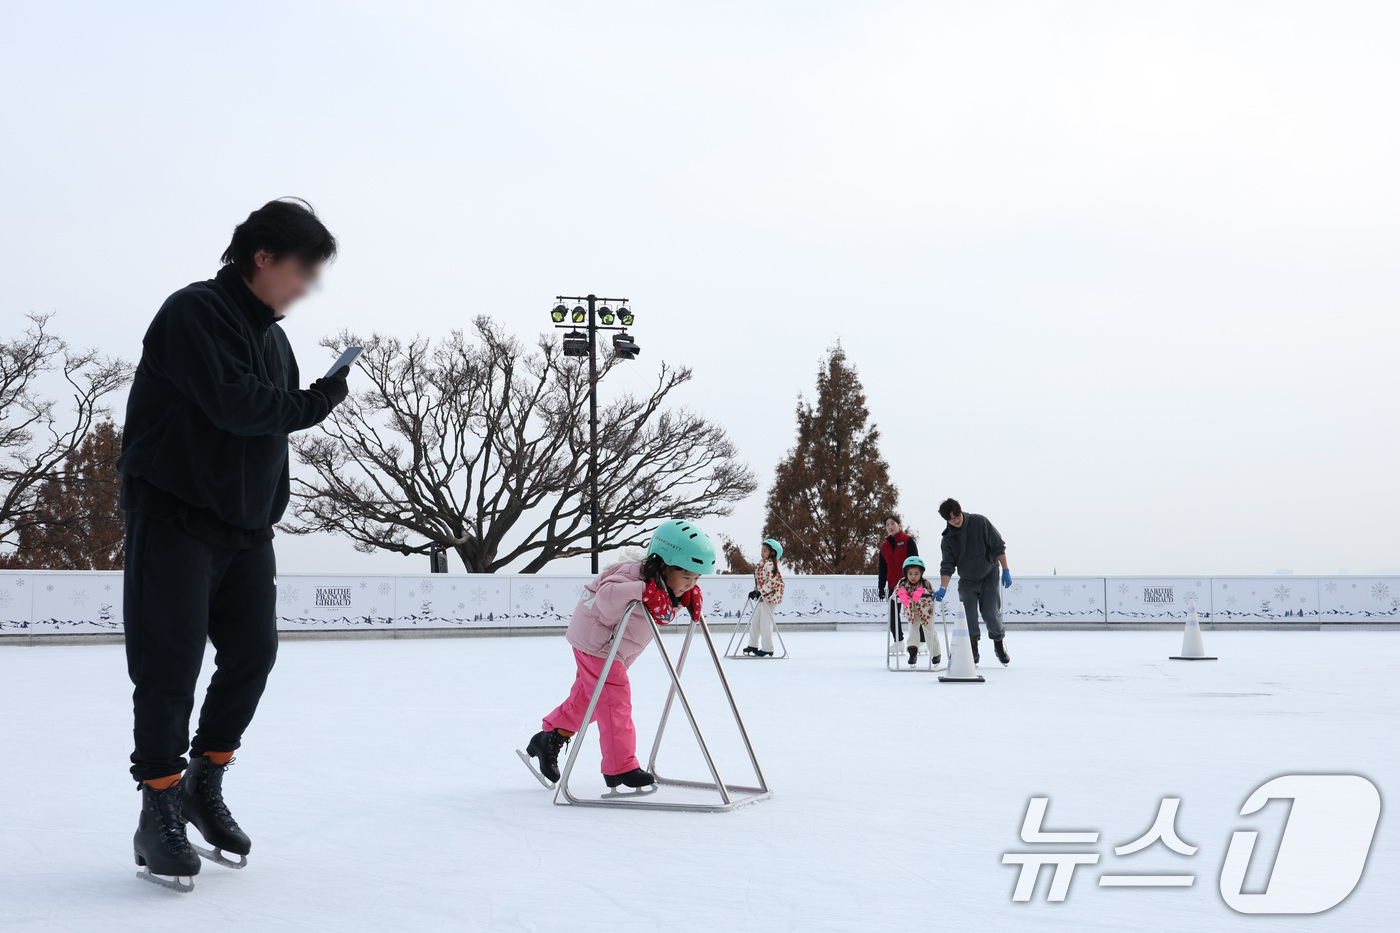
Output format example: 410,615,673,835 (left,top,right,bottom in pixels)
762,344,899,574
14,421,126,569
719,536,755,575
0,313,131,553
286,318,758,572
